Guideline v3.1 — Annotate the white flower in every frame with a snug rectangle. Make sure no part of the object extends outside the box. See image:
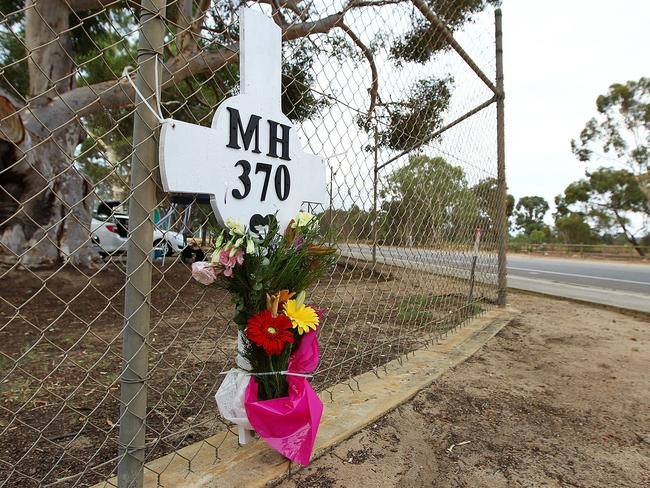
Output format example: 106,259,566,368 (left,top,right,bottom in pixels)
214,232,224,249
253,224,268,239
245,238,255,254
292,211,316,229
226,218,245,236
